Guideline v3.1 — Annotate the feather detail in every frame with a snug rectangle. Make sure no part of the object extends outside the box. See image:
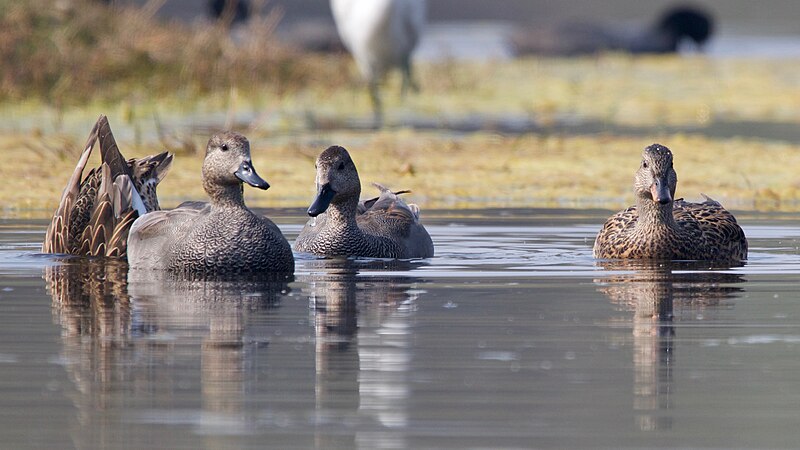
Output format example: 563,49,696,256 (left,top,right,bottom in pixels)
42,115,173,258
